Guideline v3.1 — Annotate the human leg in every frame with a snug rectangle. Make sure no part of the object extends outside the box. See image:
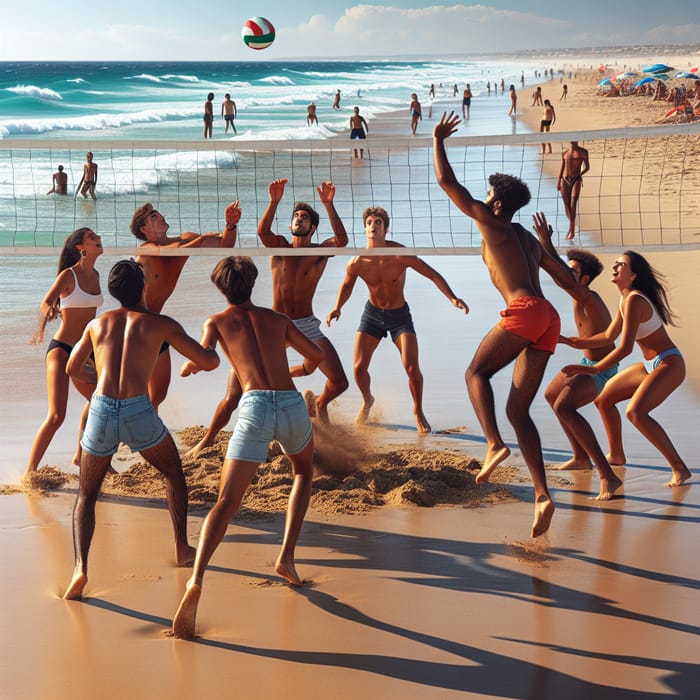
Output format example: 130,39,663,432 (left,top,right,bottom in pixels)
594,366,643,466
140,434,196,566
624,358,691,486
506,347,555,537
275,437,315,585
26,348,70,475
63,452,113,599
566,178,583,239
172,457,259,639
314,338,349,422
394,331,430,433
466,326,529,481
353,332,381,424
184,369,241,459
